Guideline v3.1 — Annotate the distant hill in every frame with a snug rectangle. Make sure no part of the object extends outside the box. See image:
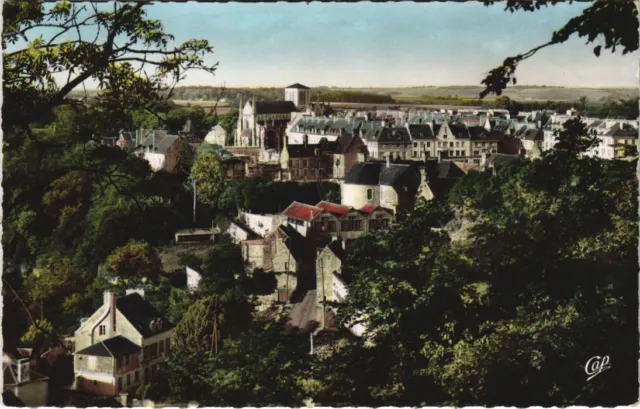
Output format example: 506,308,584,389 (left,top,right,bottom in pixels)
68,85,637,105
